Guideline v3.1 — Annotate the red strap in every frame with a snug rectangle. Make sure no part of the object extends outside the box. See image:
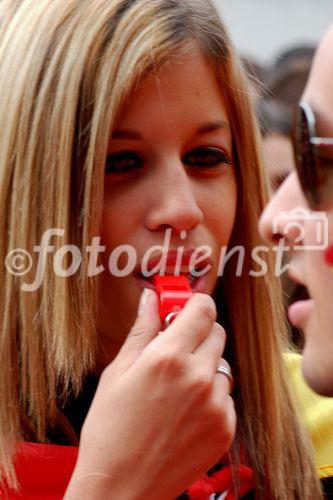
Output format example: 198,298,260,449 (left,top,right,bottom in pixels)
6,442,78,499
187,464,255,500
